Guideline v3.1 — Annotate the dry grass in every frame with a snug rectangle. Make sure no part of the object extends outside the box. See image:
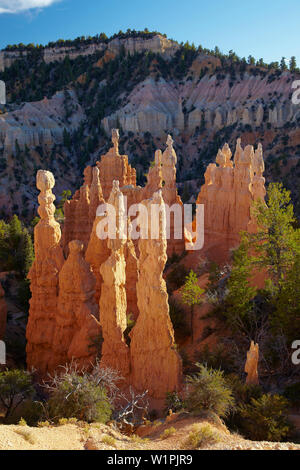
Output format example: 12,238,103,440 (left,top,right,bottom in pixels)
160,427,177,440
181,424,219,449
101,434,116,447
37,421,51,427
